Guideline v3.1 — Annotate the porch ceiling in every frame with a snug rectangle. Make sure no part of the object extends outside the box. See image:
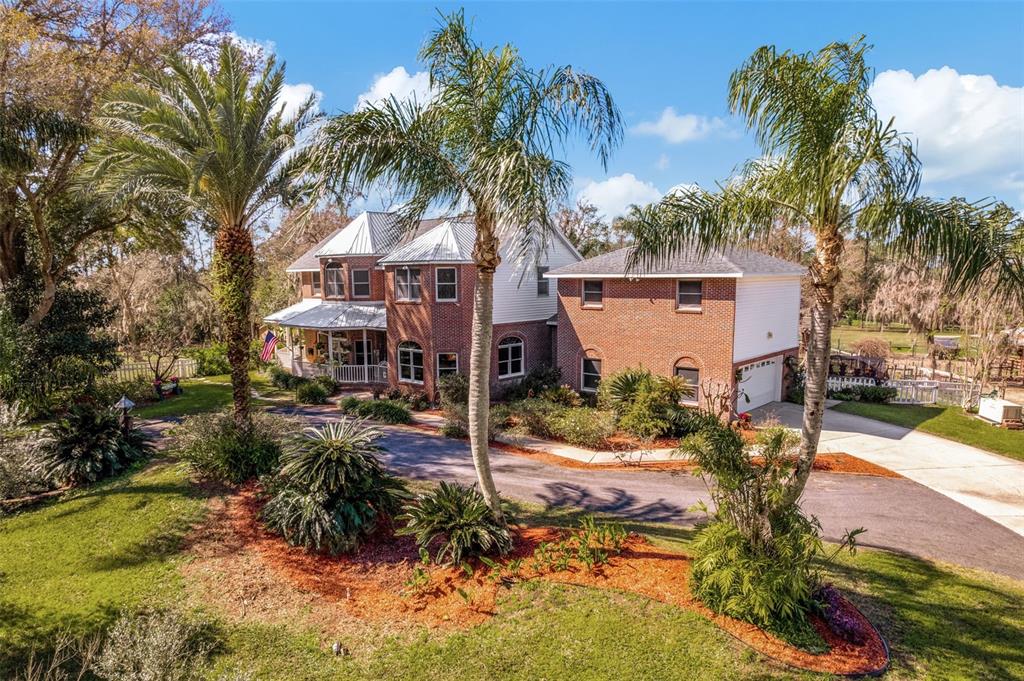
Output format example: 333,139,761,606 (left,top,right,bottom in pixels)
264,300,387,331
